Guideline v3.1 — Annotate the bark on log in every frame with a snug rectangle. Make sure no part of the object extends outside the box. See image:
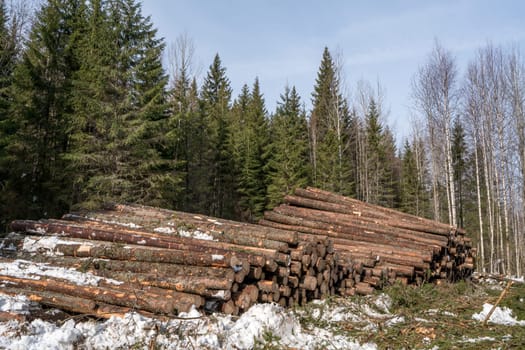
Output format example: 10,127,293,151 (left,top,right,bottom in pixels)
11,220,280,269
92,271,232,299
298,187,462,236
0,274,203,314
50,240,249,269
